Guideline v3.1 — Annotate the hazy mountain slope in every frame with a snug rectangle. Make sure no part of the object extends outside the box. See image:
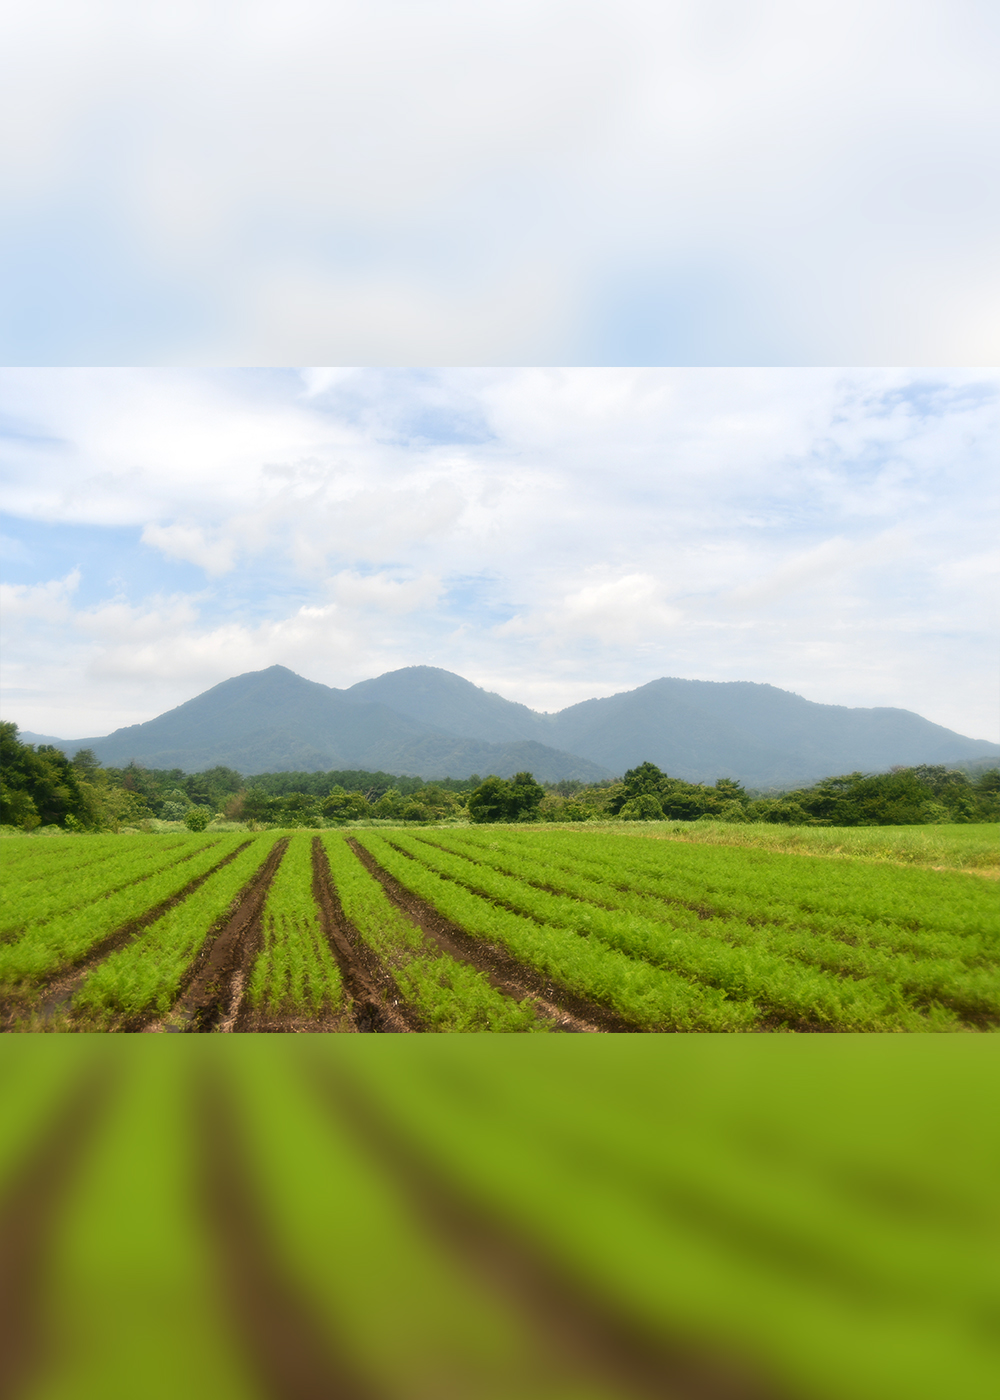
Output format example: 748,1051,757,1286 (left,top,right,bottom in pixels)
12,665,996,786
345,665,549,742
19,666,607,781
546,677,998,786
